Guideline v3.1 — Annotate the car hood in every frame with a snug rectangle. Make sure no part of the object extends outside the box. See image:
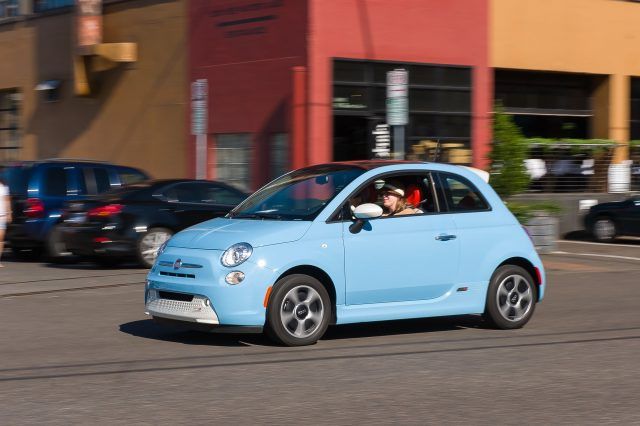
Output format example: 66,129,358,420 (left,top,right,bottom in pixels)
167,218,313,250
